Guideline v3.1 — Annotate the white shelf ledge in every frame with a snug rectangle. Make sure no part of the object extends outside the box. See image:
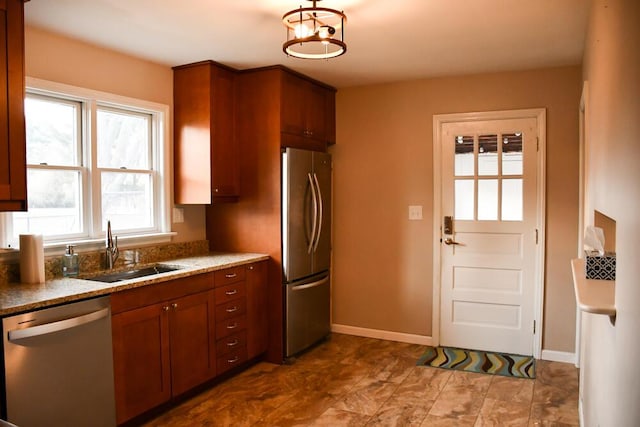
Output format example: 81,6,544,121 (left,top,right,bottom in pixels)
571,258,616,319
